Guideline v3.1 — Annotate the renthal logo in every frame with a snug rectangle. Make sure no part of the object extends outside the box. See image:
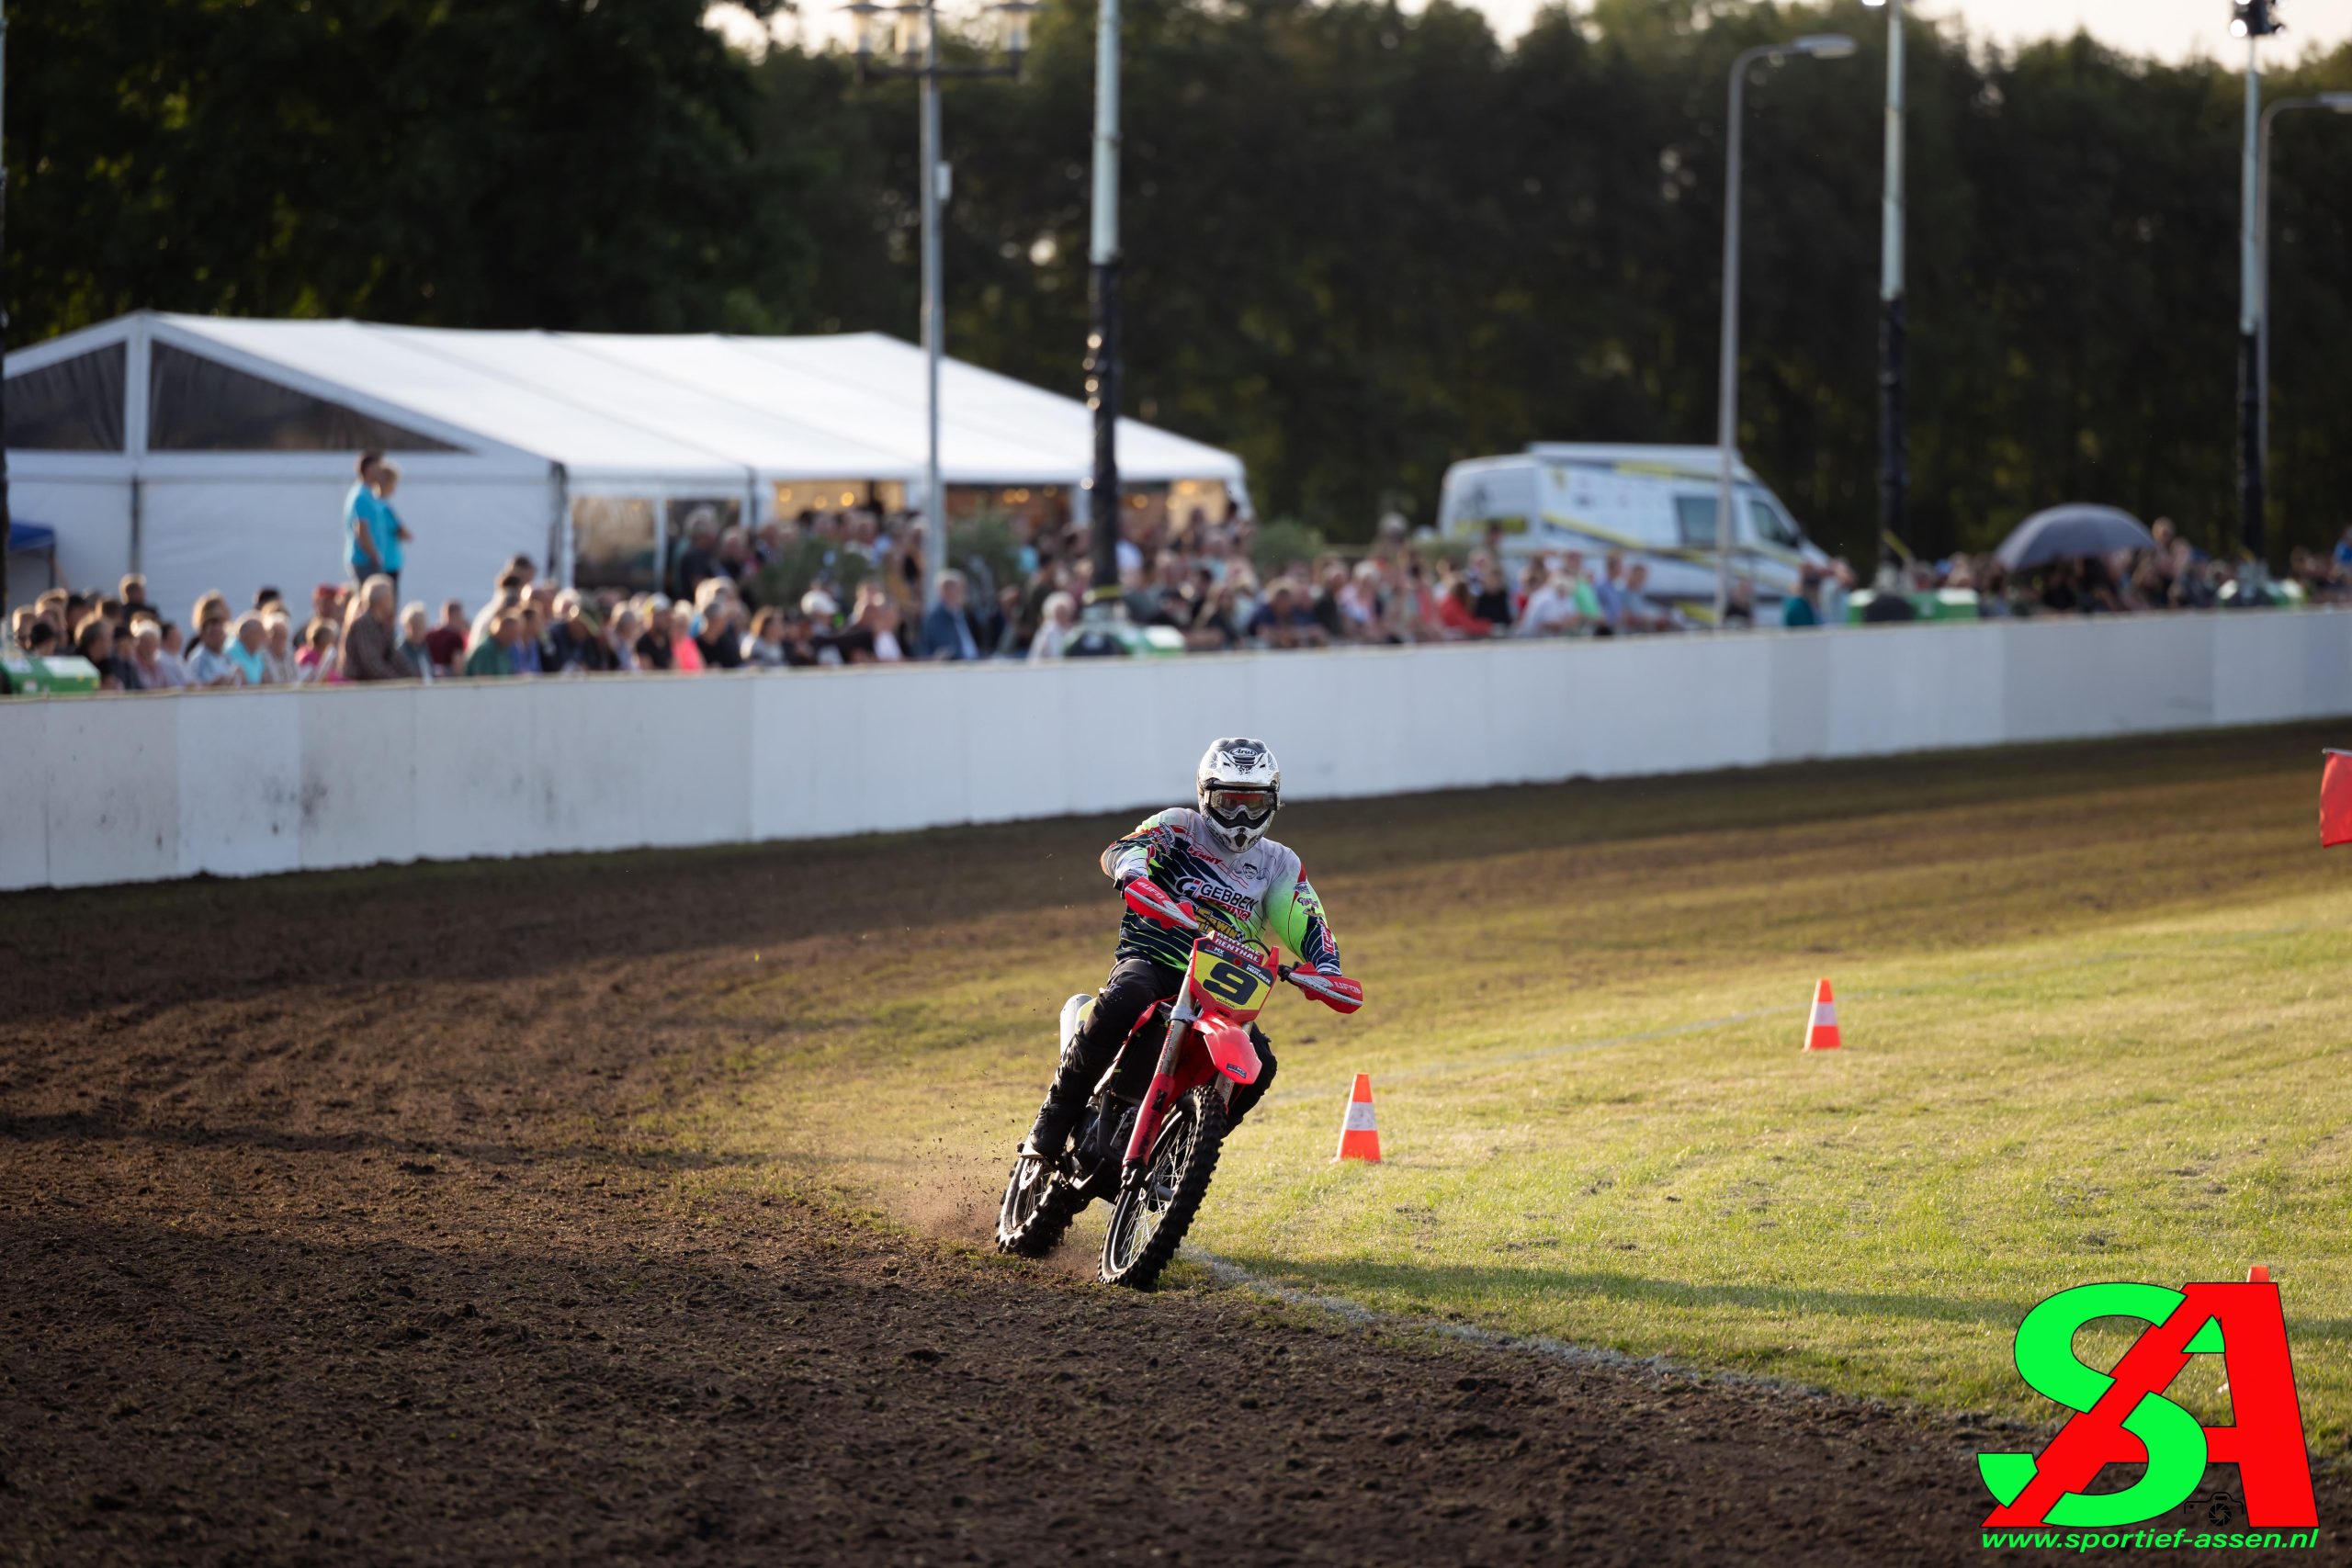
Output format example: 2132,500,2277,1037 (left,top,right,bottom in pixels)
1175,876,1256,918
